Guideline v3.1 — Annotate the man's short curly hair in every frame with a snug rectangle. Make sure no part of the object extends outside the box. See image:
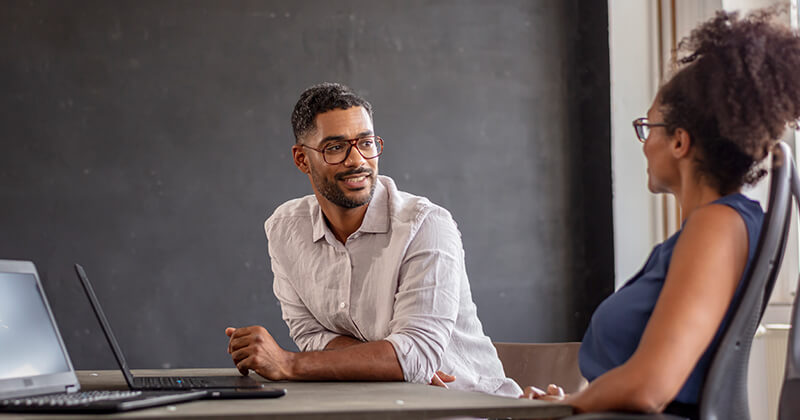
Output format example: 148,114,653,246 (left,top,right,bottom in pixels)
659,8,800,194
291,82,373,143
